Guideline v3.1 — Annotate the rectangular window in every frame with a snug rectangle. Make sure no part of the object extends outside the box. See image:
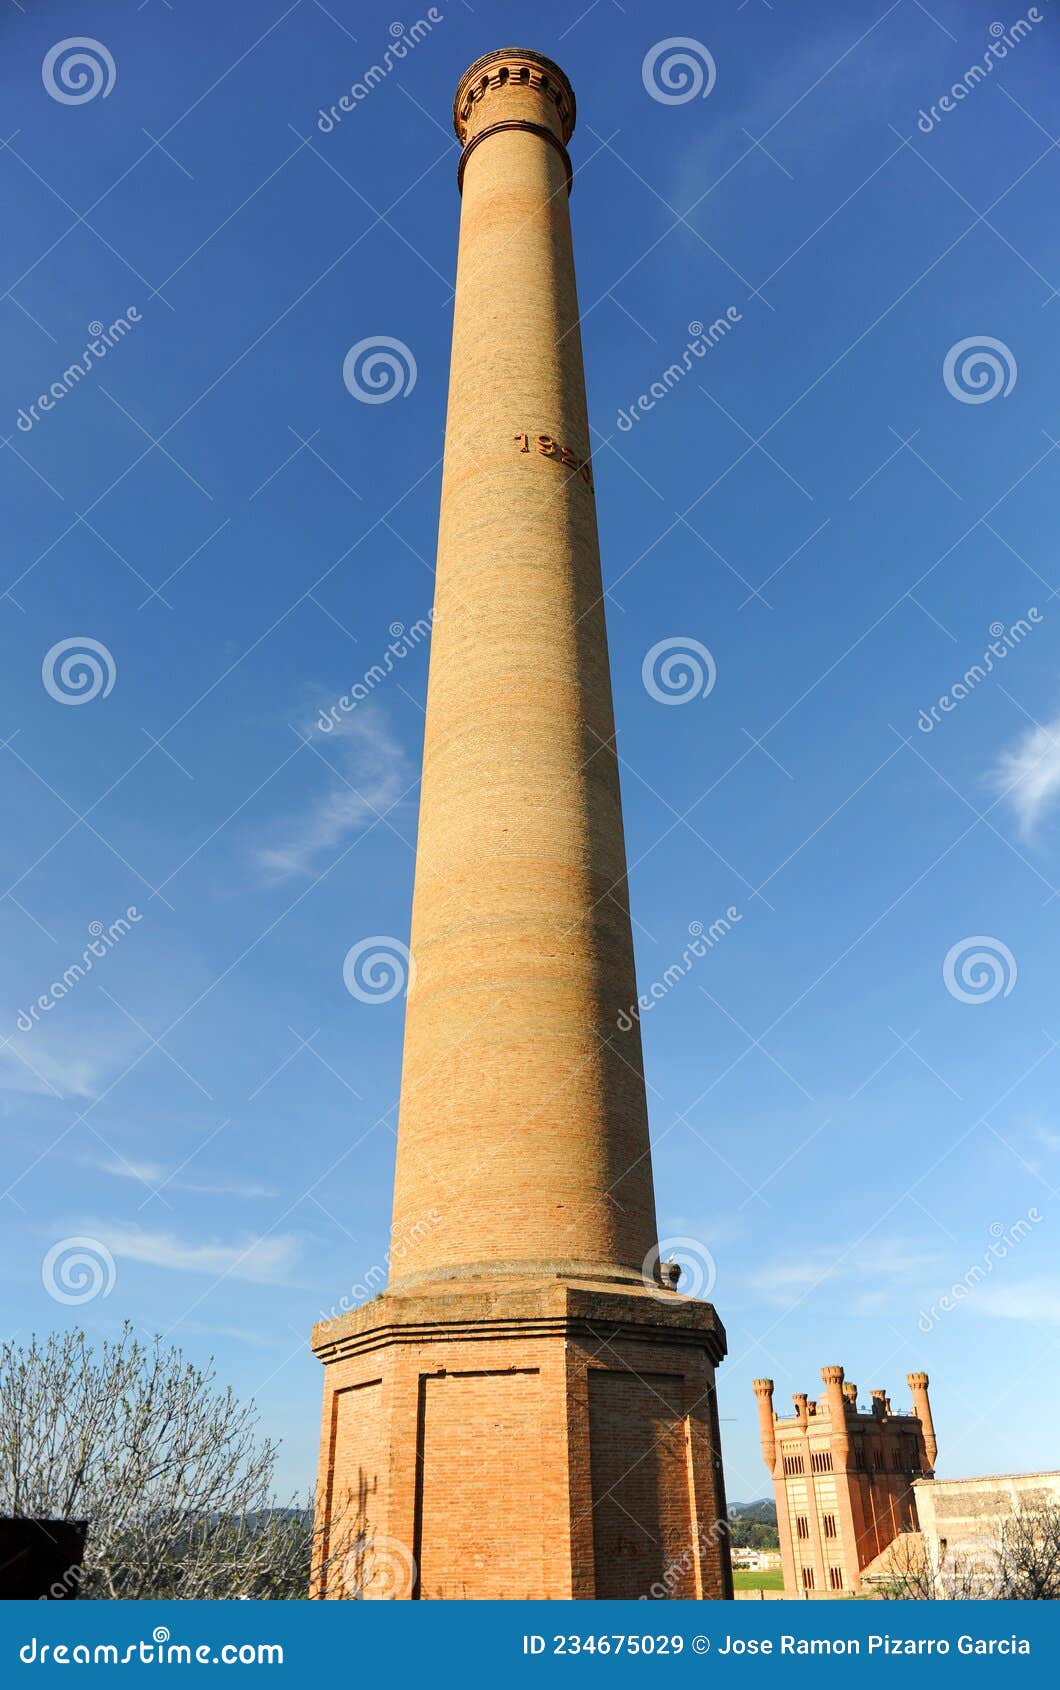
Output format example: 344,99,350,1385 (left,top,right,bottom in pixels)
796,1516,809,1541
823,1514,837,1539
829,1566,844,1590
891,1448,902,1470
811,1450,833,1473
872,1449,883,1470
854,1444,866,1471
802,1566,815,1590
783,1453,804,1475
